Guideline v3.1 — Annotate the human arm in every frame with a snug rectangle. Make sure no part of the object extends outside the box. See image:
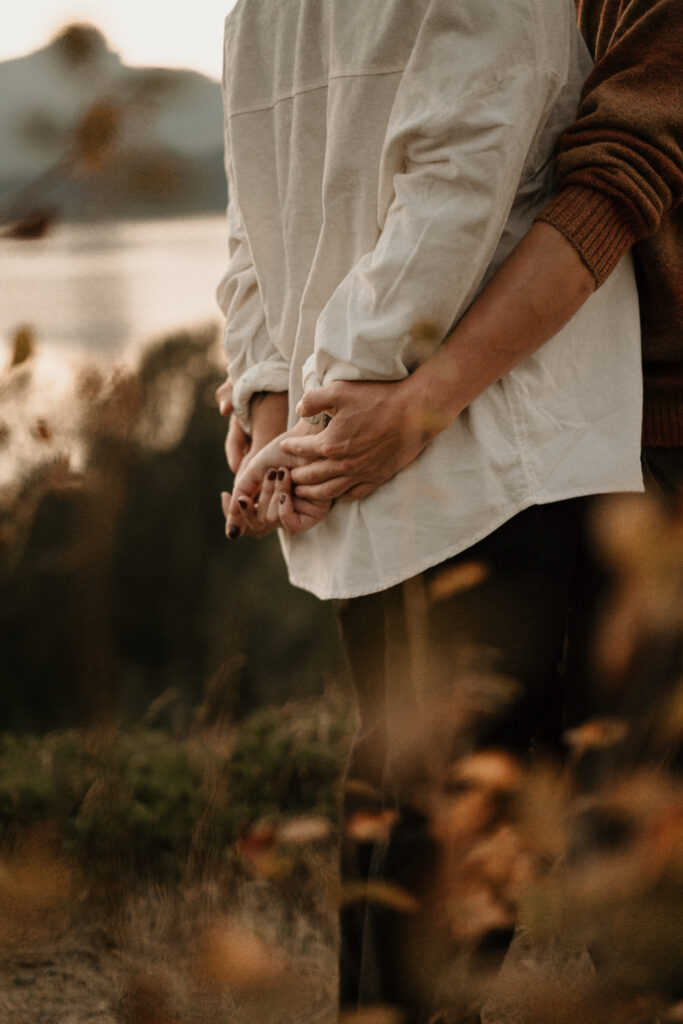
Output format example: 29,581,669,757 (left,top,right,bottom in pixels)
286,0,683,499
216,170,332,536
216,150,290,433
284,221,595,500
299,0,580,401
216,134,298,527
536,0,683,285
